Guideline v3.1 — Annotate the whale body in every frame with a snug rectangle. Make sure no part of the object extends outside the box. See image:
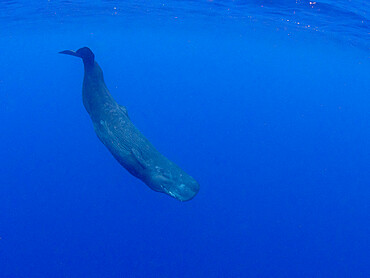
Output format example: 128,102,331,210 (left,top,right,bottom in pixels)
60,47,199,201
